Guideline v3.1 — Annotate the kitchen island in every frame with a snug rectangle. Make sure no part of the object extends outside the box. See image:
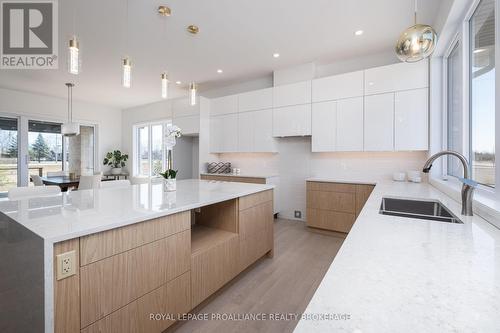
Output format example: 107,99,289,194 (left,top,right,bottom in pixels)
0,179,274,333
